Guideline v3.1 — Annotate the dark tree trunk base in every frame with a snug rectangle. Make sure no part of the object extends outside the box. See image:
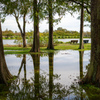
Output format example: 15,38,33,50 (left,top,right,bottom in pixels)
0,21,13,85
